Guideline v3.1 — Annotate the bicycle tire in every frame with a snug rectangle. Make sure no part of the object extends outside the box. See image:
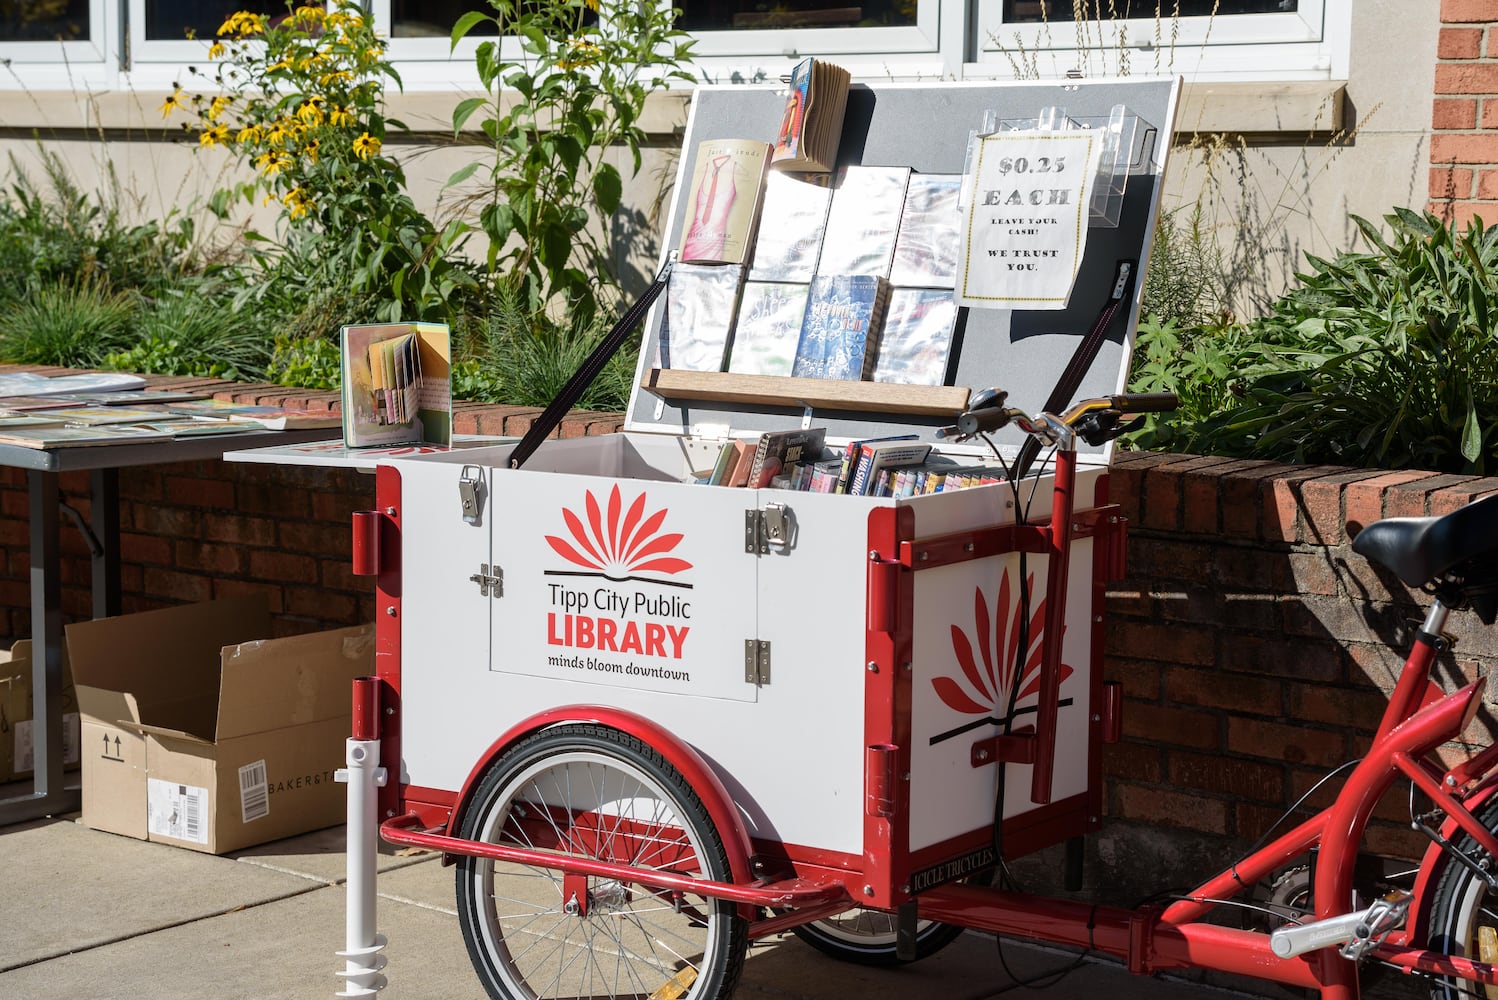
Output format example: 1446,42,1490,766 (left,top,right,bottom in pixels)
1425,796,1498,998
